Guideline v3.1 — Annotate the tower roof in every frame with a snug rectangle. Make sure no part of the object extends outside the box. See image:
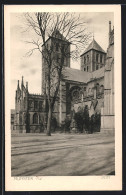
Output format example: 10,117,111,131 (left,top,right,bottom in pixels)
17,80,20,90
42,29,70,47
51,29,68,42
81,39,106,56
